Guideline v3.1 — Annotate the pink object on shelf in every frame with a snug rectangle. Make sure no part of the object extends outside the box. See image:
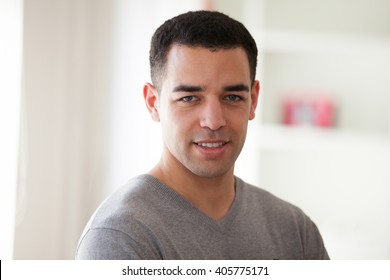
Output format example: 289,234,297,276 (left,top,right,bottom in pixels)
282,93,336,128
